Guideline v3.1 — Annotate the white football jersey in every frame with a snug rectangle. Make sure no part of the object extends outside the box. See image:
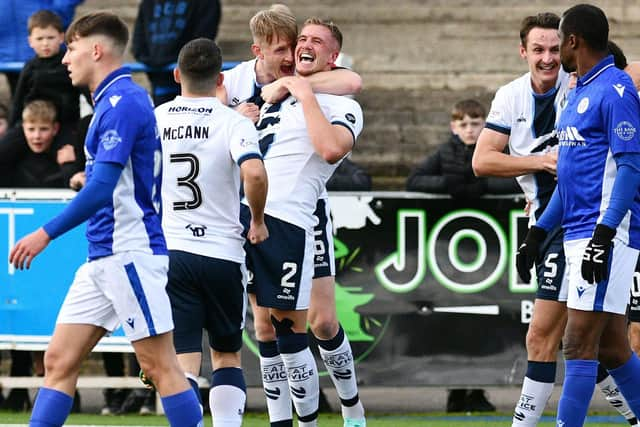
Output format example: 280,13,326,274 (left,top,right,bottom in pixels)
156,96,262,262
249,93,363,230
222,59,260,107
485,69,570,223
